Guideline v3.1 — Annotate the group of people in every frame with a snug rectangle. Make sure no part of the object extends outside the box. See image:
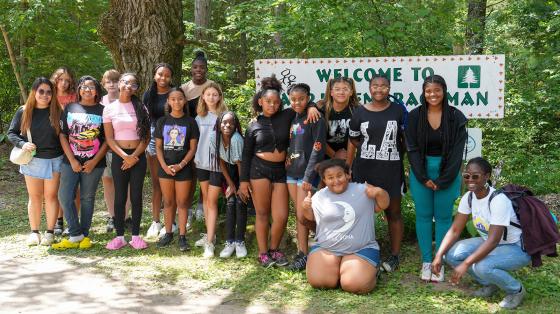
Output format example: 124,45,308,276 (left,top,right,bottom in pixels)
7,52,531,309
